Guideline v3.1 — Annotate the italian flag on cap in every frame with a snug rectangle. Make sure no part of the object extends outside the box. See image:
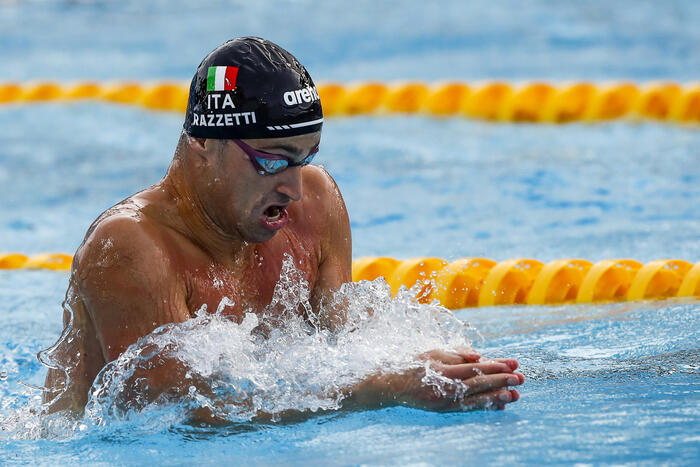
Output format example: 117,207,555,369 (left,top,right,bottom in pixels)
207,66,239,91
